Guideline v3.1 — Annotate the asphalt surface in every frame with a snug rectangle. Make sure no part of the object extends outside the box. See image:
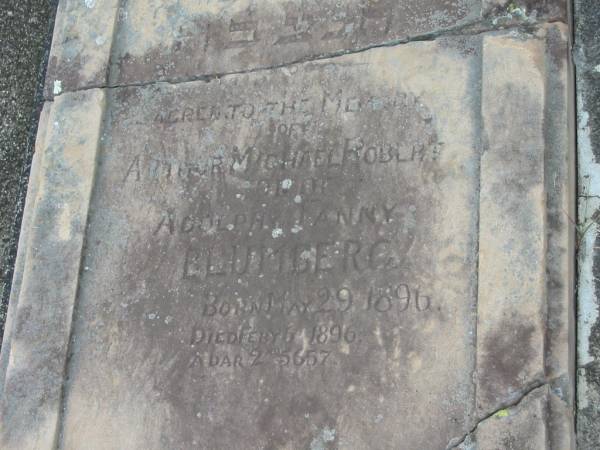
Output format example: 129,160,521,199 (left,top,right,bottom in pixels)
0,0,57,346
